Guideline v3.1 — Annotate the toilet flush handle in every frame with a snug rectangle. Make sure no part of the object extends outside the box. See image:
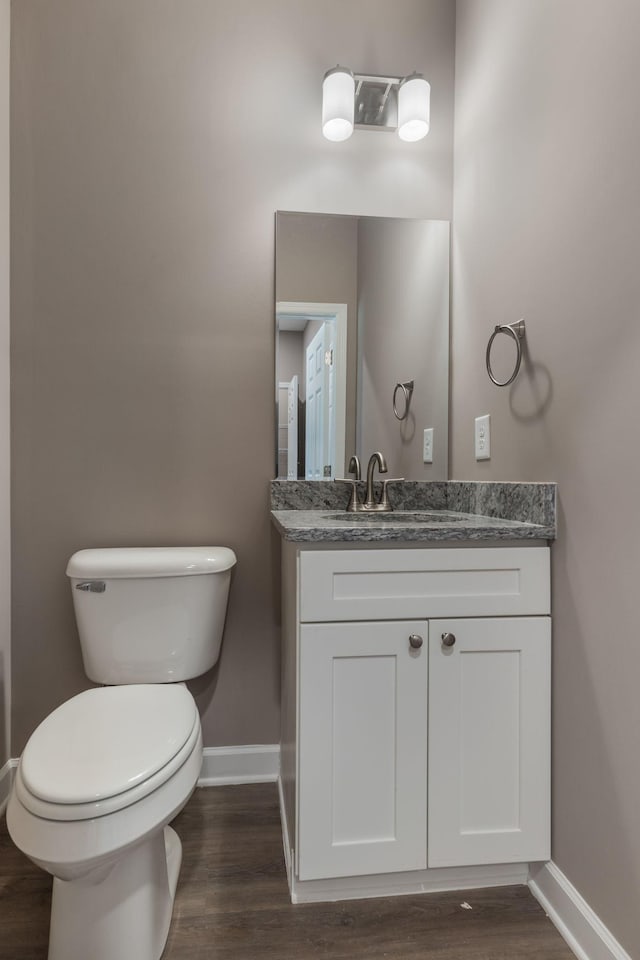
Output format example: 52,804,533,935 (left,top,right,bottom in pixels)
75,580,106,593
